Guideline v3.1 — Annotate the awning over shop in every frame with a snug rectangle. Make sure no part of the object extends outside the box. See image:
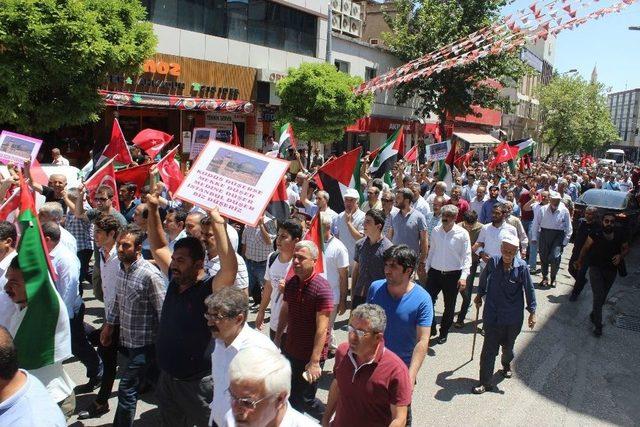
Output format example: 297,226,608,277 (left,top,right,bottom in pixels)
99,90,254,113
453,128,500,146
